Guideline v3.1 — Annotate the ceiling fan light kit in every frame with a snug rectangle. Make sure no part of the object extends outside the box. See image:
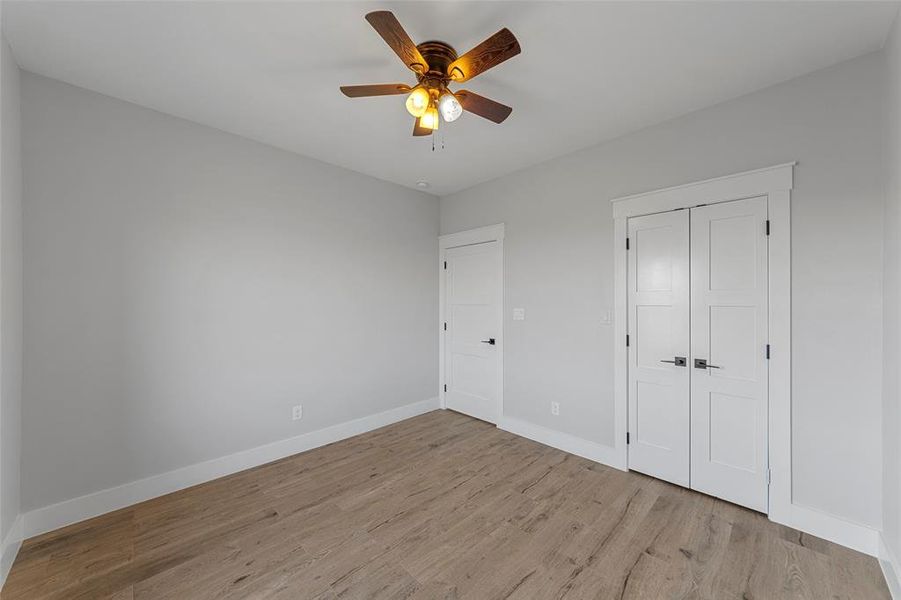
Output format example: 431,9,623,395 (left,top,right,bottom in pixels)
405,86,431,118
340,11,521,137
439,92,462,122
420,105,440,130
